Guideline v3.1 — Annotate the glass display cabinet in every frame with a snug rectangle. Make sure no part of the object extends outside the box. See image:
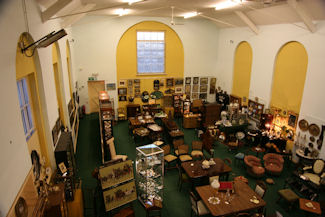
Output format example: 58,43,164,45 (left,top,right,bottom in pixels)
136,144,164,206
